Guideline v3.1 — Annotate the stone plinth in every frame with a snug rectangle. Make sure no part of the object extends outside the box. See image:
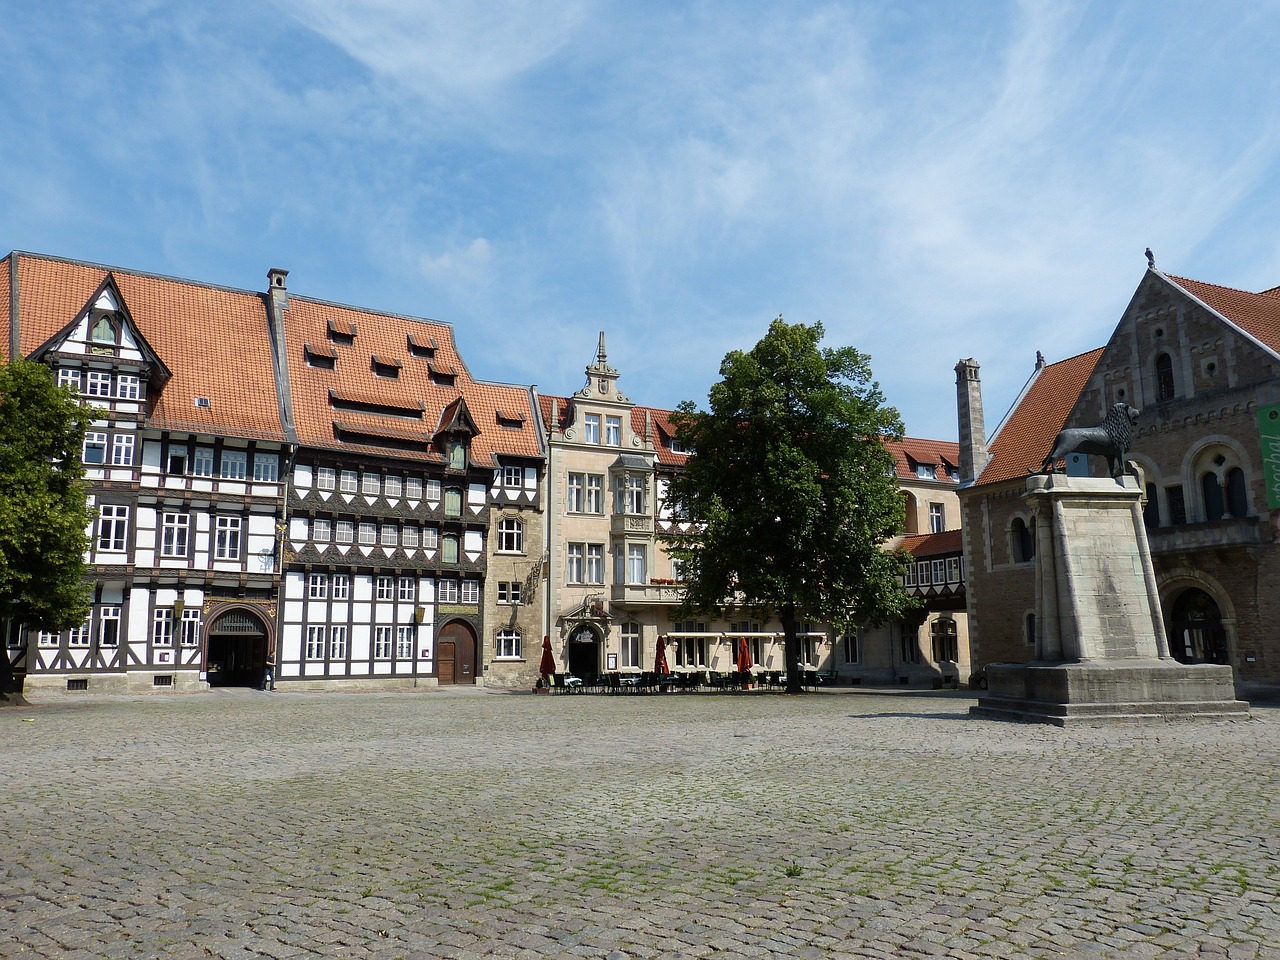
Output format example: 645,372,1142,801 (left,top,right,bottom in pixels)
971,473,1249,725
